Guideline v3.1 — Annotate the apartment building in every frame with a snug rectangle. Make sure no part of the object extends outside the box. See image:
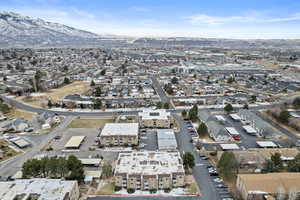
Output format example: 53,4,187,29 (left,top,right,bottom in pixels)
0,178,79,200
114,151,185,190
138,109,171,128
99,123,139,146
